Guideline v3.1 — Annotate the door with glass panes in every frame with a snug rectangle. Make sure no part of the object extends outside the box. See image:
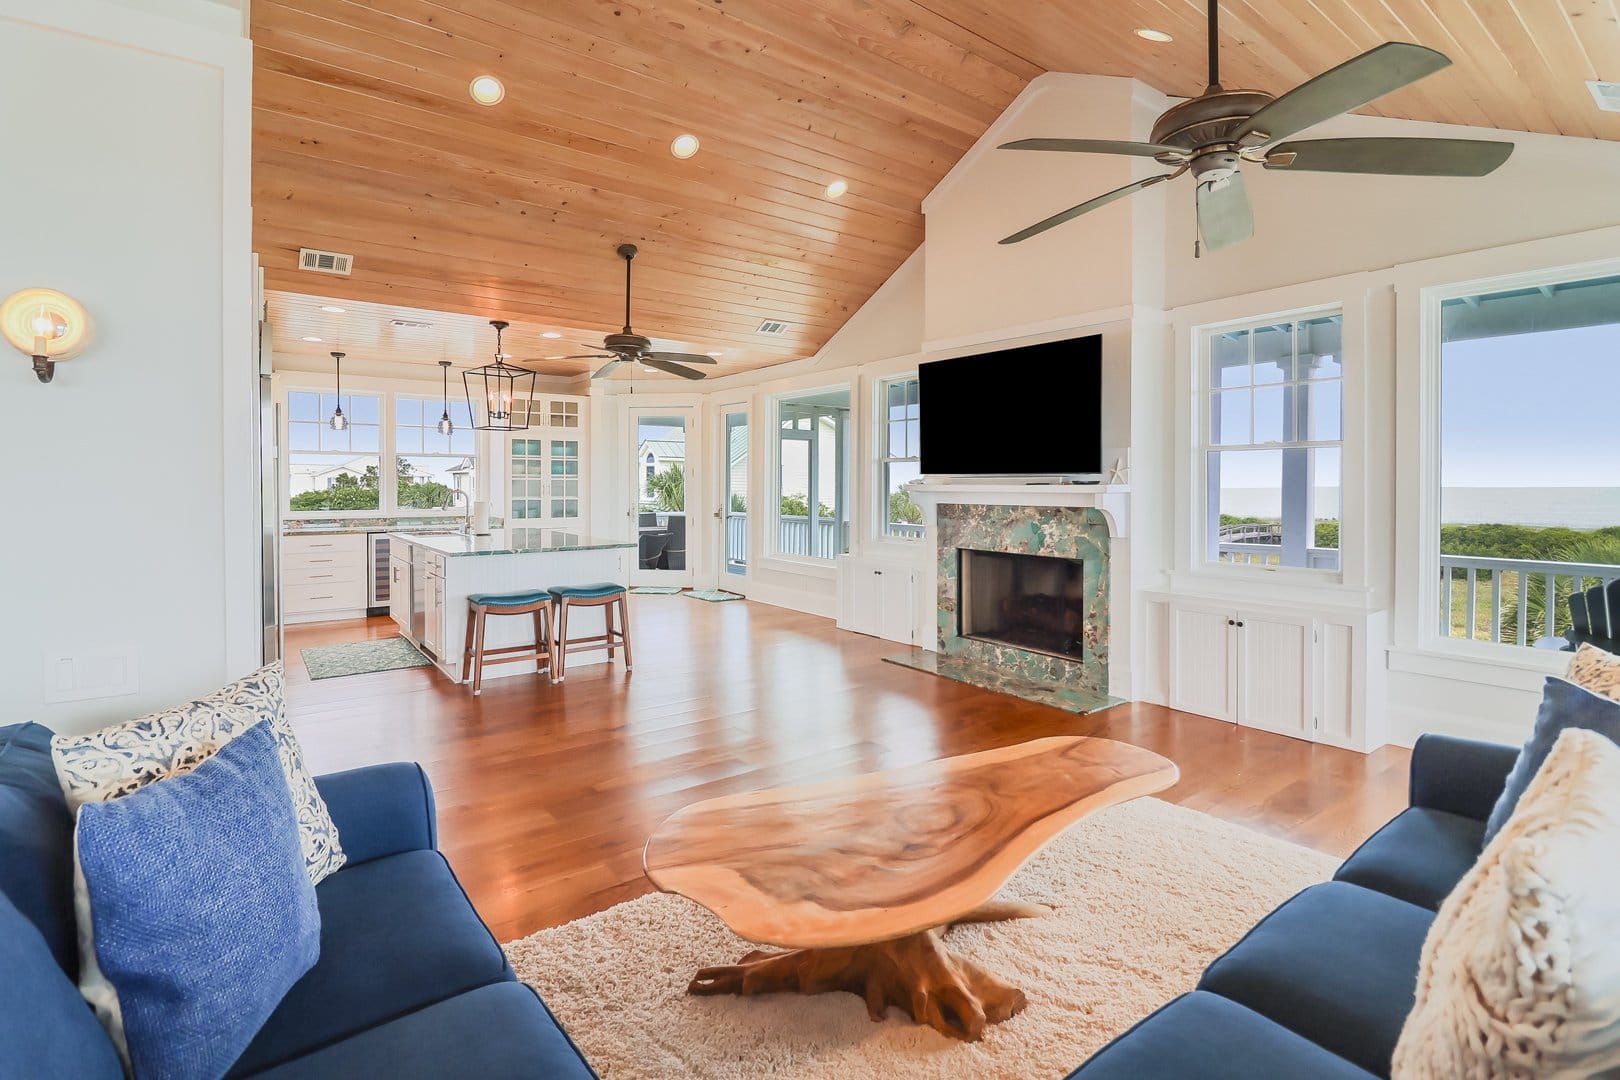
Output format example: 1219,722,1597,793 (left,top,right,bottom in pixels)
507,396,586,529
